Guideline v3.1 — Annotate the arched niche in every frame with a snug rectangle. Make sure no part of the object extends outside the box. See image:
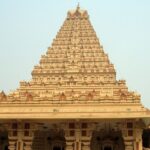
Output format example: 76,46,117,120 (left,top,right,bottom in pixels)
90,130,125,150
32,129,65,150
